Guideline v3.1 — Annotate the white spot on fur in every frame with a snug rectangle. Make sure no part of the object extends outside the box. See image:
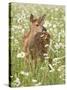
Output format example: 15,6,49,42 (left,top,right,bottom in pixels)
44,44,49,47
43,53,48,57
40,34,44,37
